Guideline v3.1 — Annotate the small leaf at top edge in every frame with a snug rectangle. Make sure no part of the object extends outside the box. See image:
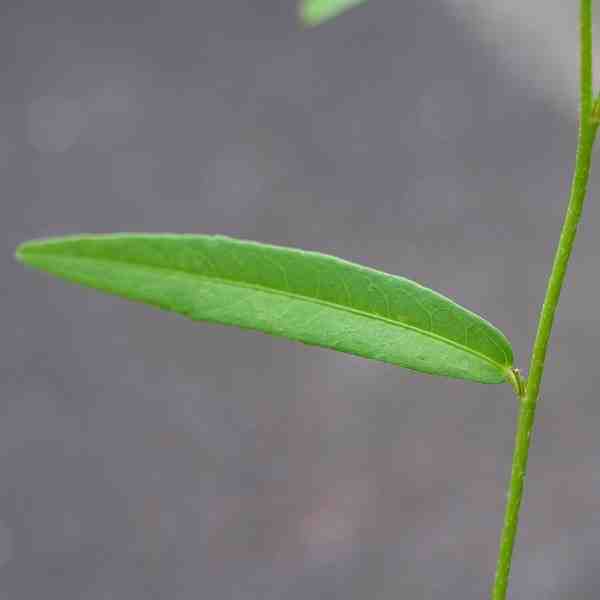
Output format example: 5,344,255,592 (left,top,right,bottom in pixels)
299,0,368,26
